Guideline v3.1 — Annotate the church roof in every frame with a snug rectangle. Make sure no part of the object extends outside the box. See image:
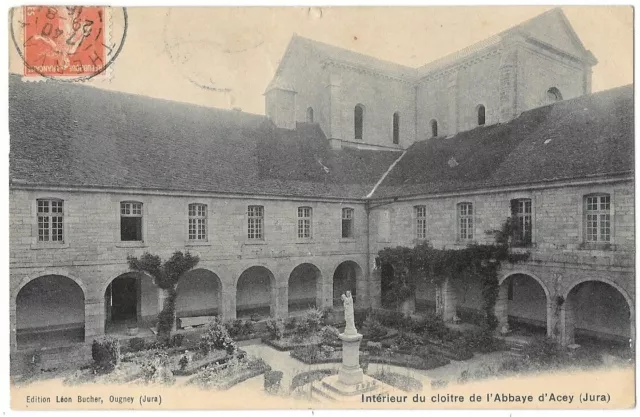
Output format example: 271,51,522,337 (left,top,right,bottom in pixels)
9,74,401,199
372,84,634,199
